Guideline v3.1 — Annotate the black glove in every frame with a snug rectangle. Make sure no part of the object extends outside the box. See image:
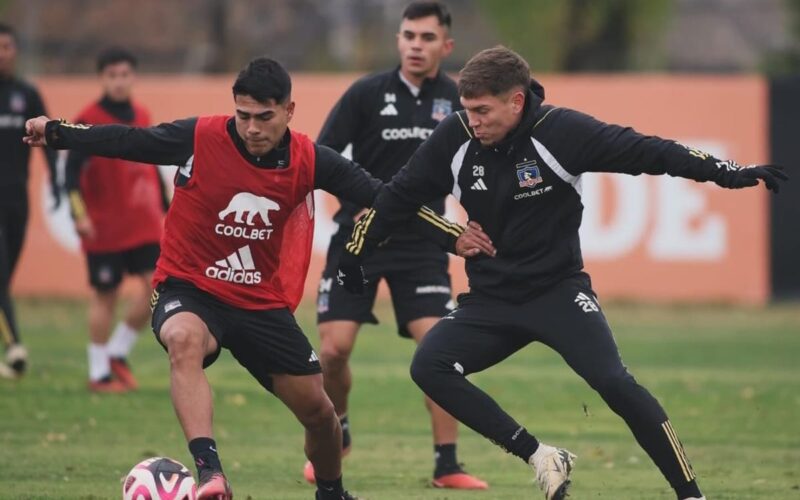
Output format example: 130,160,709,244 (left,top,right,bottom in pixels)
716,162,789,193
336,250,367,294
